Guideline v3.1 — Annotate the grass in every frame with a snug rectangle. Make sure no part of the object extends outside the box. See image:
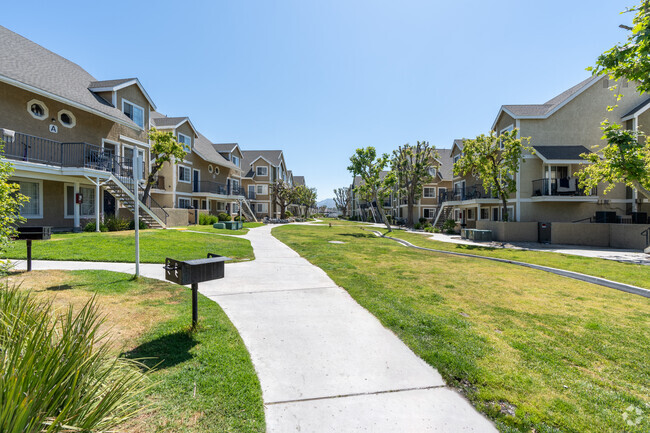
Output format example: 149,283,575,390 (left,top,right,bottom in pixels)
311,217,373,226
272,224,650,433
382,229,650,290
2,229,254,263
174,222,265,236
5,270,265,432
